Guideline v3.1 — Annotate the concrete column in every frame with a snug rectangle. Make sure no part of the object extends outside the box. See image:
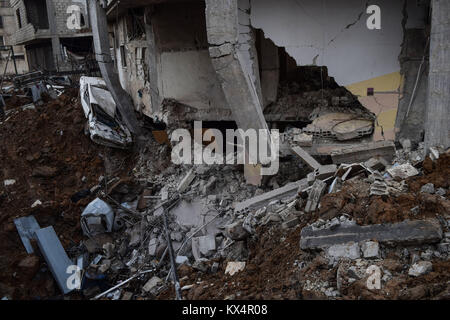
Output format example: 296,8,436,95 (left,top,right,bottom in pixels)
144,7,162,114
89,0,140,135
425,0,450,150
46,0,60,71
205,0,268,133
